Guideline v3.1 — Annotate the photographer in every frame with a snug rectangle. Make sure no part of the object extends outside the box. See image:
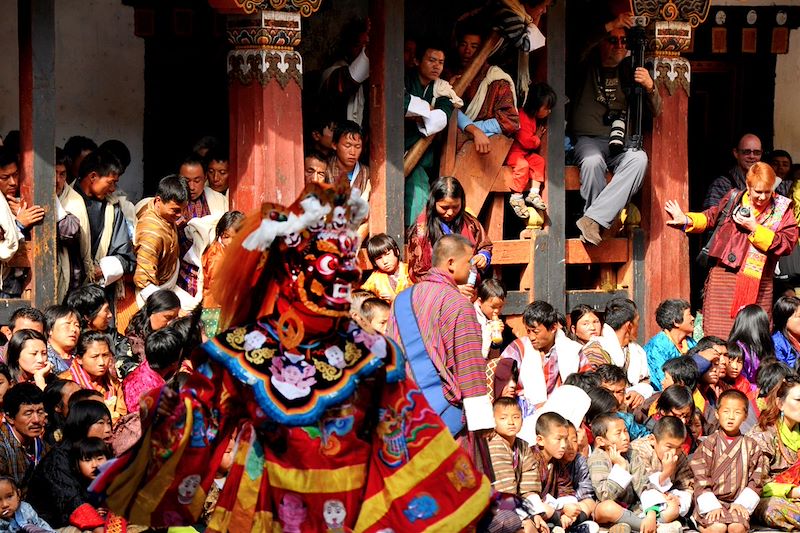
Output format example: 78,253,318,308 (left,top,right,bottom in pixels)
665,162,798,338
569,12,661,245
